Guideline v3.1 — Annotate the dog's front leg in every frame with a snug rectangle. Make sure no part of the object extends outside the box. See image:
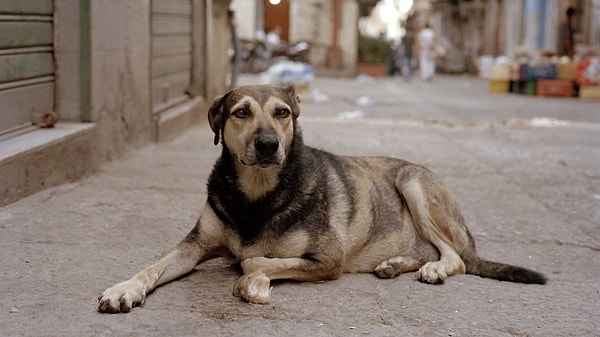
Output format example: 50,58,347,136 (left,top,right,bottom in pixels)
97,243,200,313
98,206,225,313
233,254,344,304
